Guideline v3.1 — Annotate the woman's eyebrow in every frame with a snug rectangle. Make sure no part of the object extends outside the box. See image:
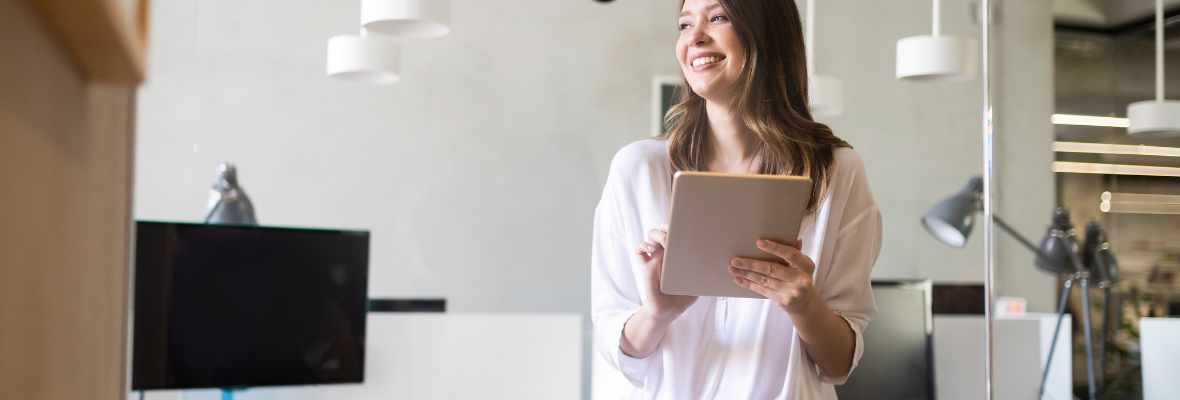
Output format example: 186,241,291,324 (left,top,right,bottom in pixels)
680,3,722,17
